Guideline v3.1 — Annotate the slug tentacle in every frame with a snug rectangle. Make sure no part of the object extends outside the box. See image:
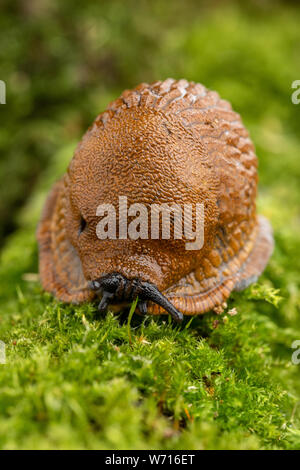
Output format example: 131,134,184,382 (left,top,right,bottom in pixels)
138,301,148,316
98,291,114,312
137,281,183,323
